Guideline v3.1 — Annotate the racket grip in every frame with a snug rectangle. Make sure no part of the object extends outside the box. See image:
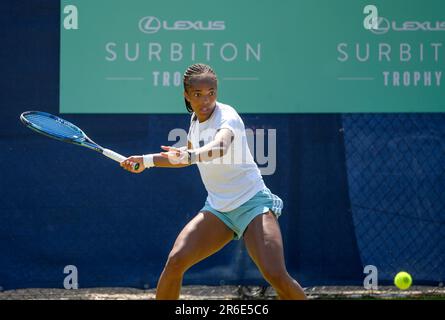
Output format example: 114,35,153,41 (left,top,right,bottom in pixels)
102,148,140,170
